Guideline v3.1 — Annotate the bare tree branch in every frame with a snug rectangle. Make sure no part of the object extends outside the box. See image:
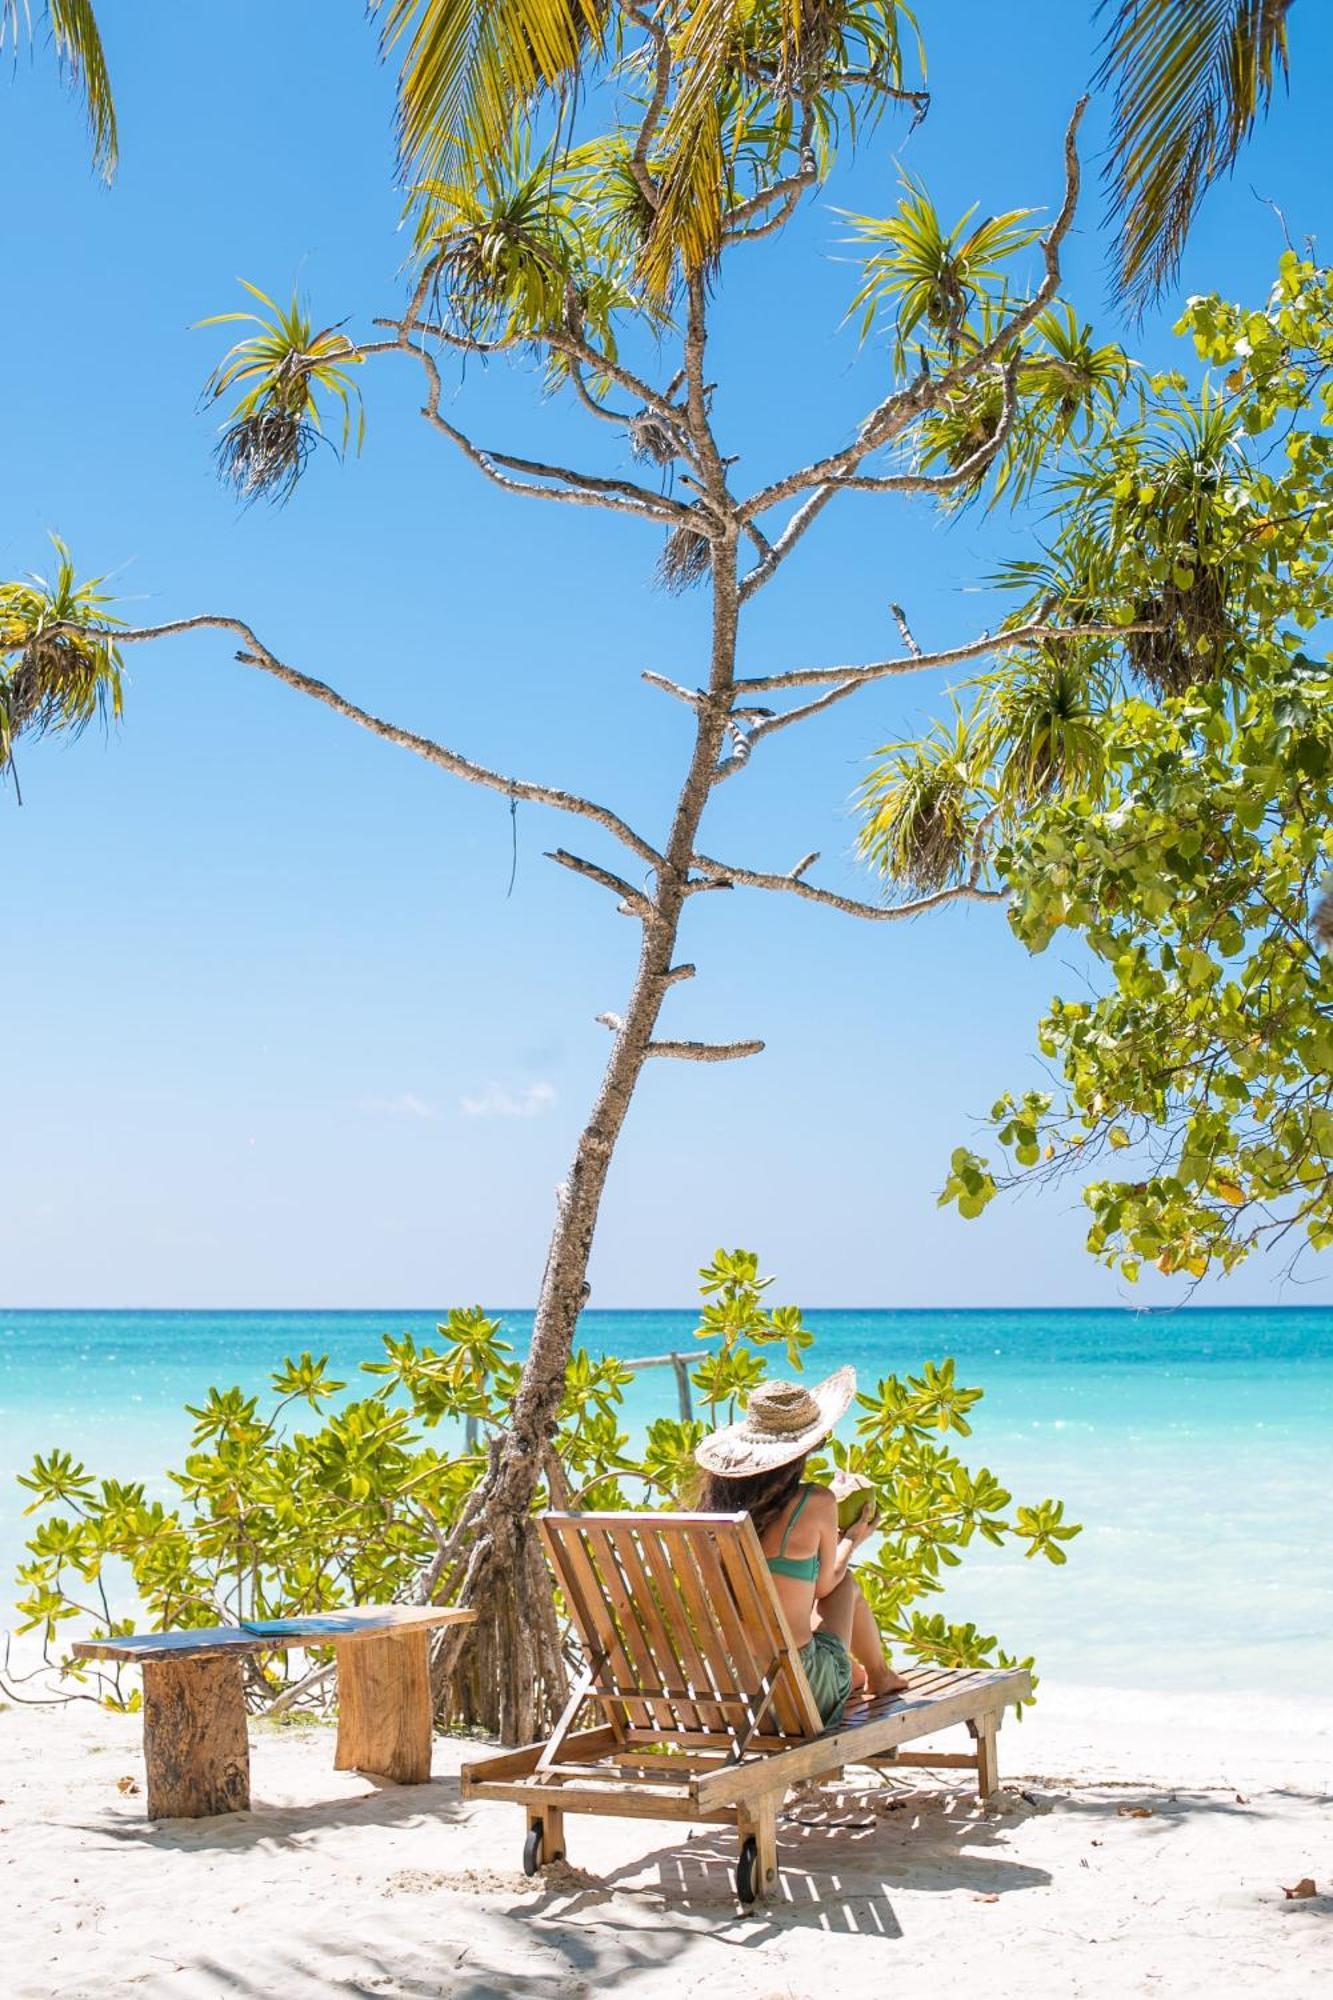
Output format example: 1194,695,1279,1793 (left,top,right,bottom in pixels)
891,601,923,656
823,355,1021,496
738,485,839,601
692,851,1005,921
646,1037,766,1061
57,615,664,868
546,848,653,917
723,150,818,240
736,98,1089,583
642,670,703,708
406,340,688,521
623,0,671,212
734,618,1162,695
